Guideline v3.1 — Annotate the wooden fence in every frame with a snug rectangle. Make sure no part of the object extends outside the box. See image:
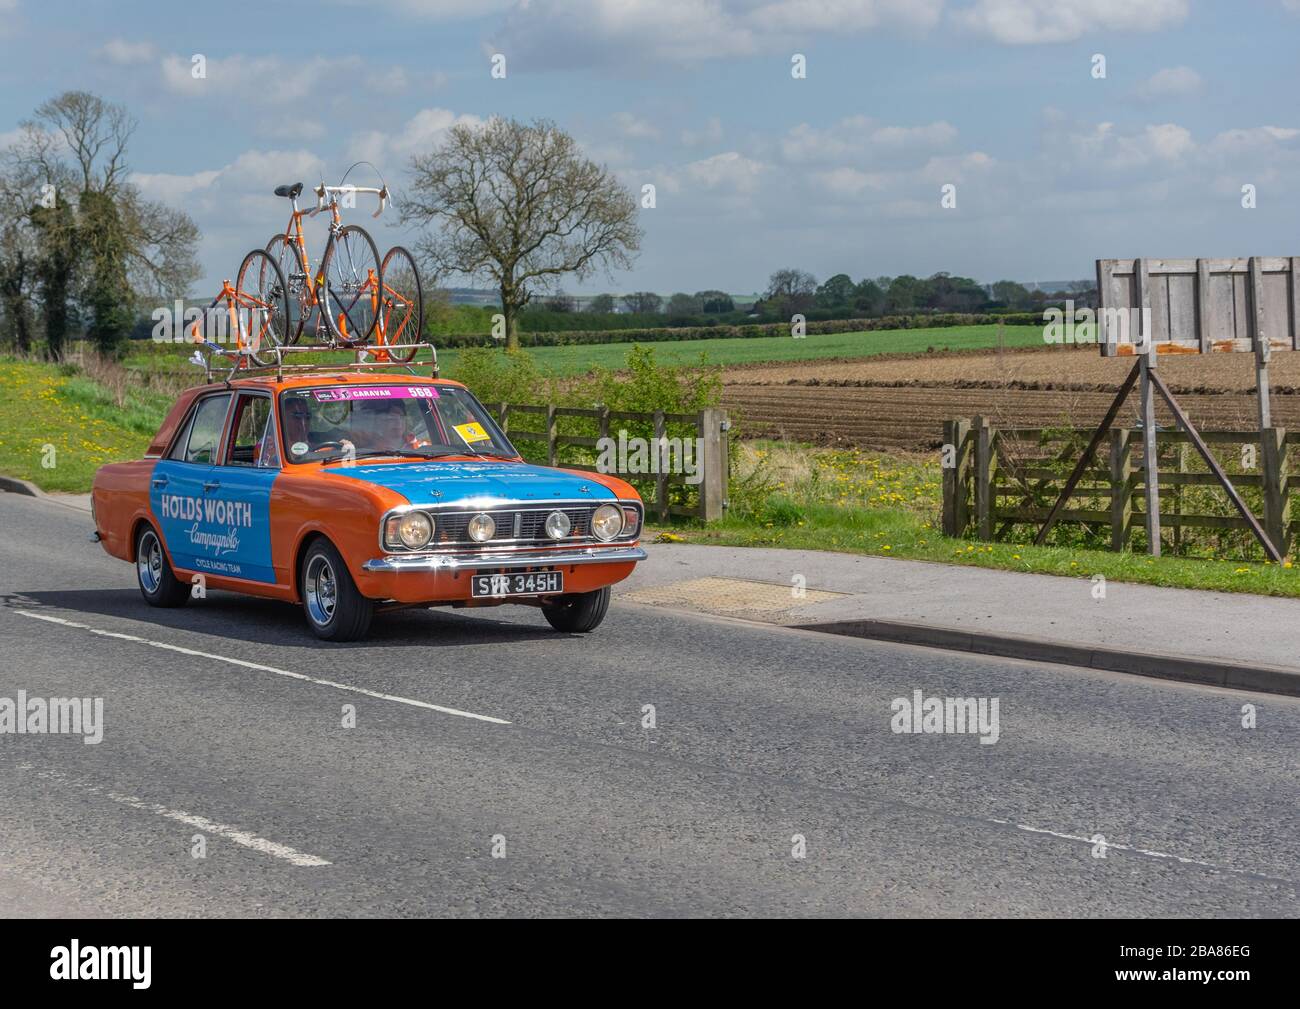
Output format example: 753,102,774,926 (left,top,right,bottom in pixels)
942,417,1295,556
486,403,730,522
